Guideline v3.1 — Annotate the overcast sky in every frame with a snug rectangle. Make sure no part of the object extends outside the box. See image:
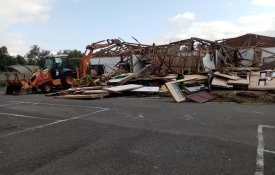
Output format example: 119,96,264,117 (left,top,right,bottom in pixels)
0,0,275,55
